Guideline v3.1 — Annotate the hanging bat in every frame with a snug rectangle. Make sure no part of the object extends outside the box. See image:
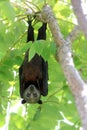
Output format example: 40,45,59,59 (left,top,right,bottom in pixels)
19,20,48,104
